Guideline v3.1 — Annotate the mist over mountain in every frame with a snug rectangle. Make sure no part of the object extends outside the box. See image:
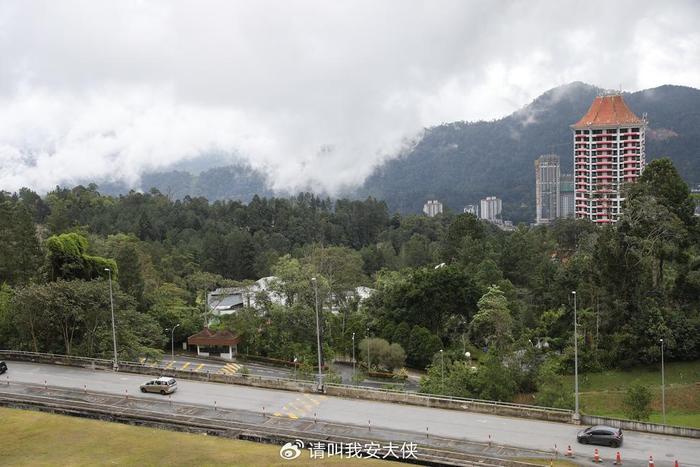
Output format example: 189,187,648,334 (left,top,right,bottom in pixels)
93,163,273,202
357,82,700,222
92,82,700,223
